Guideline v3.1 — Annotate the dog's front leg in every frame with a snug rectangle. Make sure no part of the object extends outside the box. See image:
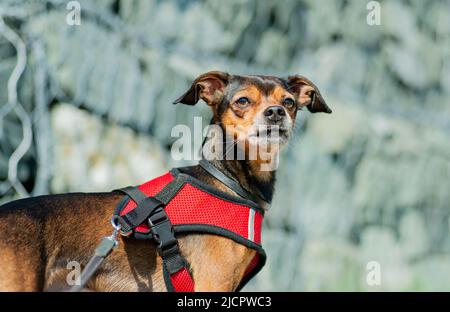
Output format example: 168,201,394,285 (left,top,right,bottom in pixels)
180,234,256,292
75,234,255,292
88,238,167,292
